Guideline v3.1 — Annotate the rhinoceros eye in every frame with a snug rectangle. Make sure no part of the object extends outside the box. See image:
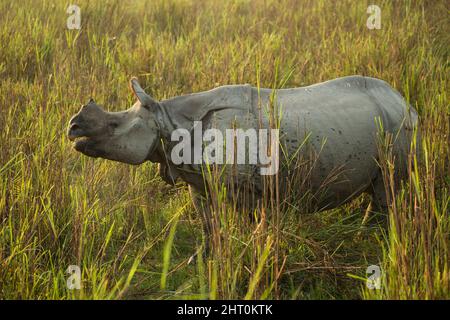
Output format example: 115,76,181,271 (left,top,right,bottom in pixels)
108,121,119,129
